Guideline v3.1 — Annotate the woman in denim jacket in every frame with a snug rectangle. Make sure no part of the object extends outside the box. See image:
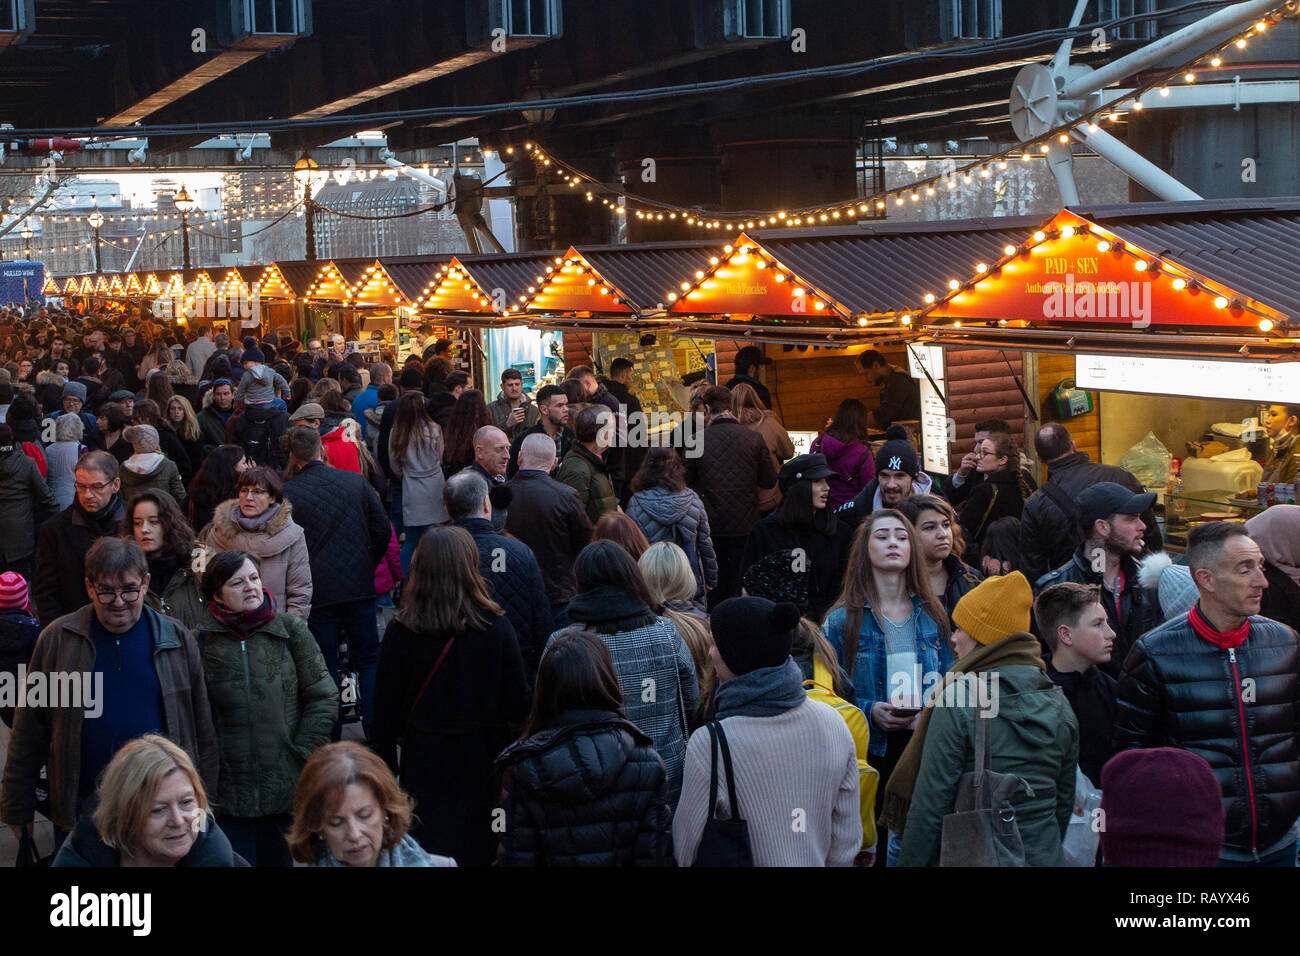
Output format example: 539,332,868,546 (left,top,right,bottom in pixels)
822,508,951,866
